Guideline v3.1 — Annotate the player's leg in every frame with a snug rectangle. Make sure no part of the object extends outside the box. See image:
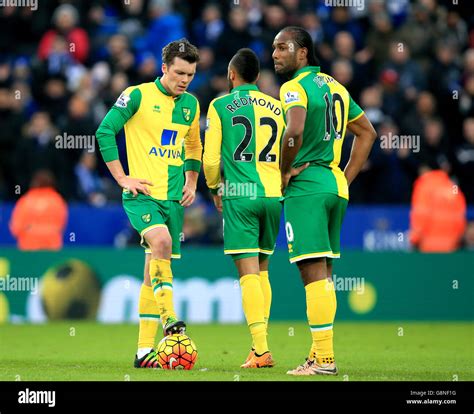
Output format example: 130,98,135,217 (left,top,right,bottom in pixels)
258,256,271,332
135,253,161,368
157,200,186,335
144,225,183,335
234,255,274,368
224,198,273,368
284,194,338,375
258,197,282,333
324,195,348,359
122,192,164,368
